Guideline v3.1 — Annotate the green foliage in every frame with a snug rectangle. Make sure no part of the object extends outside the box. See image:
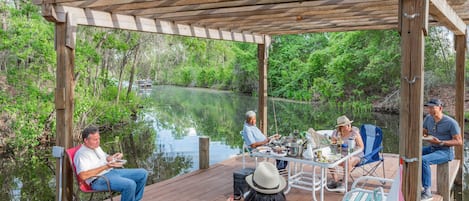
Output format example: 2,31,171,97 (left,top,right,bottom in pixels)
231,42,258,93
2,69,54,152
175,66,193,85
